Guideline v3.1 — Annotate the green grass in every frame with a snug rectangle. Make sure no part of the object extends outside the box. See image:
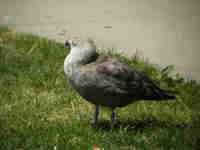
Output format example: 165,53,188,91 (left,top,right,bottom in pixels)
0,26,200,150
